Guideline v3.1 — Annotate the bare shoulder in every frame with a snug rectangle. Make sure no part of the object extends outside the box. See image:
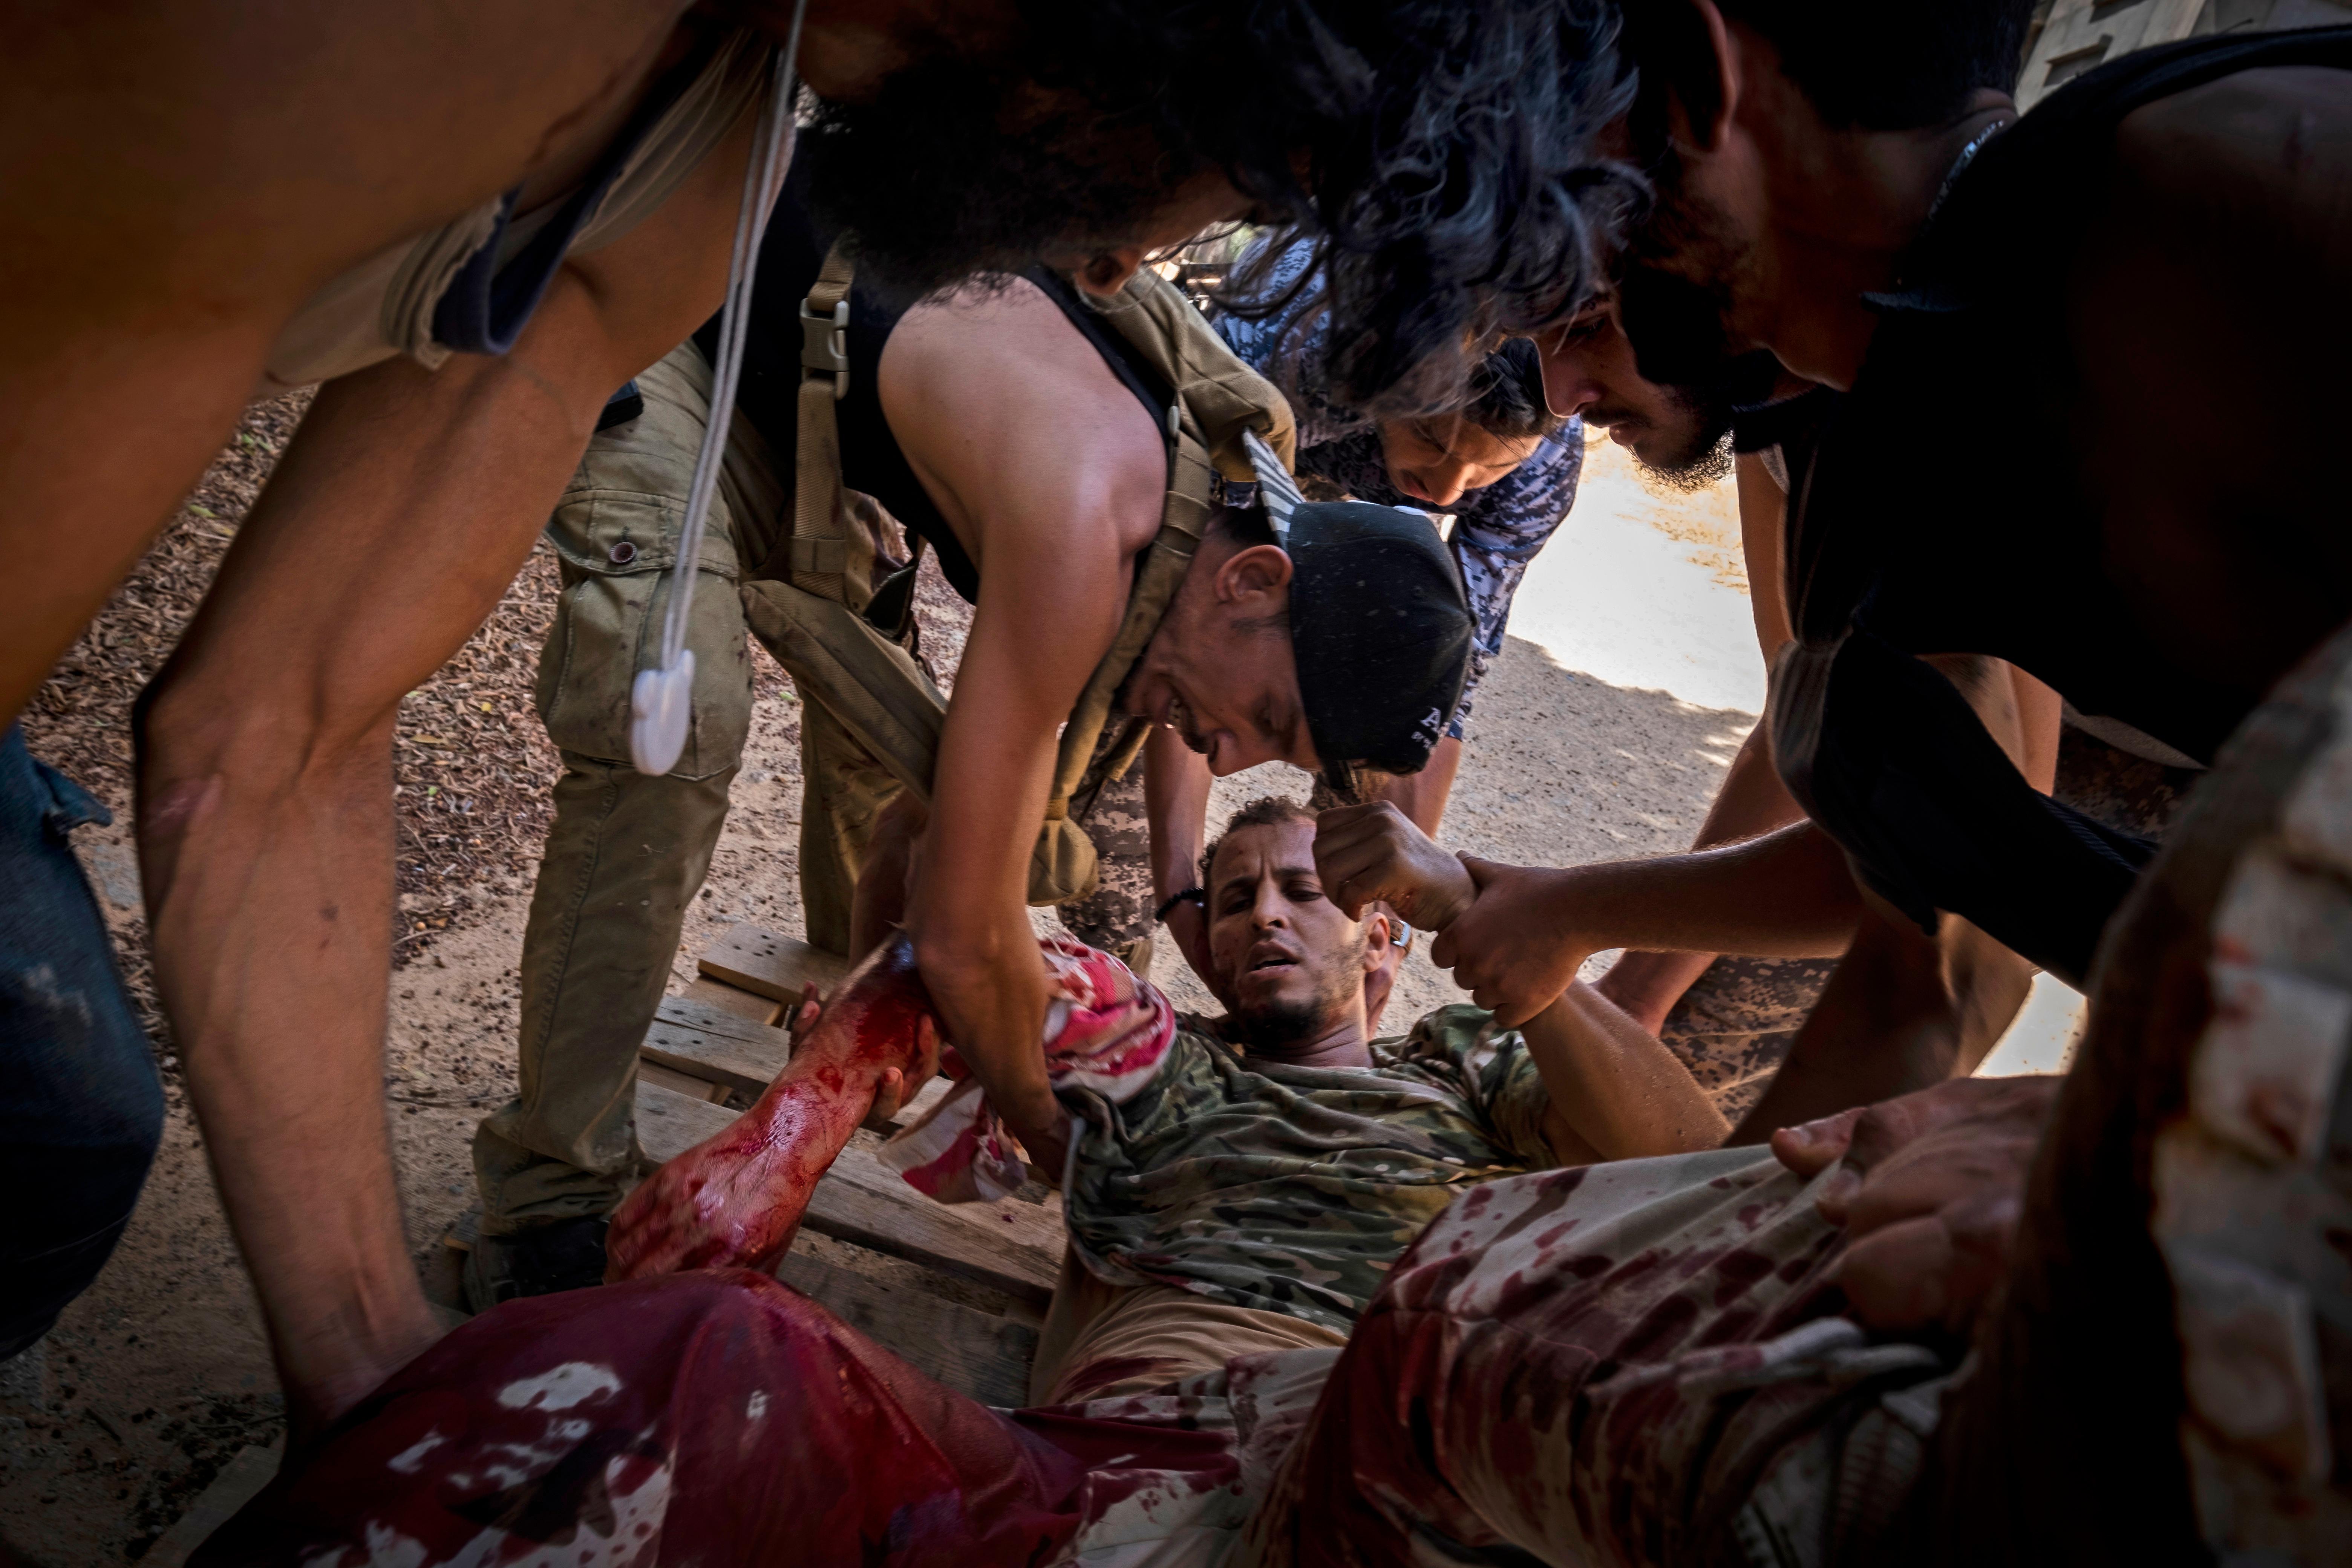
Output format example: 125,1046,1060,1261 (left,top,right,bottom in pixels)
2112,66,2352,240
881,276,1073,381
879,277,1149,443
877,276,1165,556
